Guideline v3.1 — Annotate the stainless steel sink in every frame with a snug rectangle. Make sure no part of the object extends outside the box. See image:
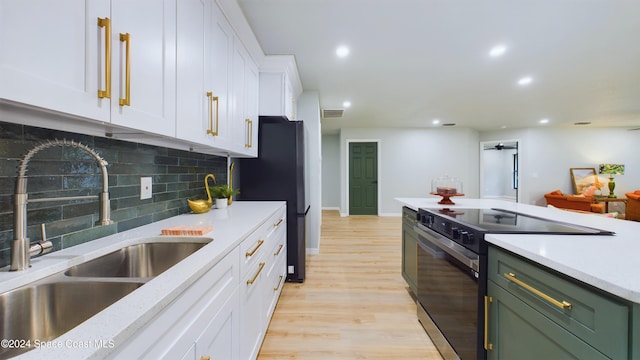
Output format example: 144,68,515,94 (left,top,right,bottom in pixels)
0,281,142,359
65,241,209,278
